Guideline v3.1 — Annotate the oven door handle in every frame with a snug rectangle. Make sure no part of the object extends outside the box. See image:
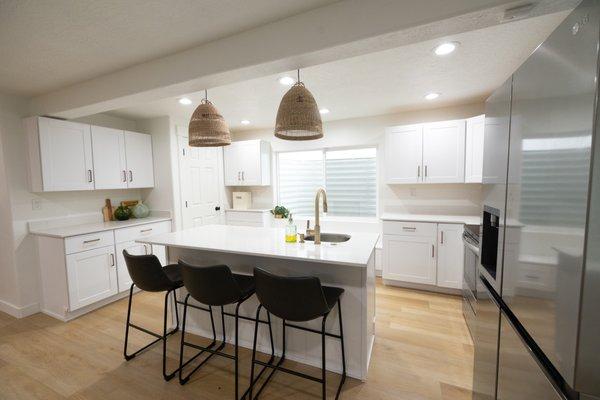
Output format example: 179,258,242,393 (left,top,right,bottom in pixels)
462,236,480,256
